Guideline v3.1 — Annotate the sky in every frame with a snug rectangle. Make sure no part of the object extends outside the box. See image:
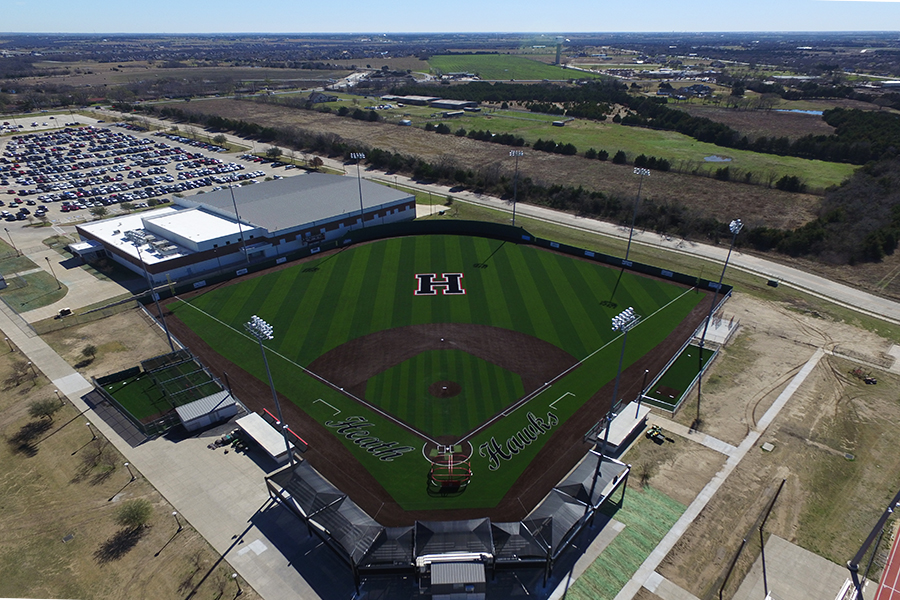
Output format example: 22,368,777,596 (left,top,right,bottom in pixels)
4,0,900,34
